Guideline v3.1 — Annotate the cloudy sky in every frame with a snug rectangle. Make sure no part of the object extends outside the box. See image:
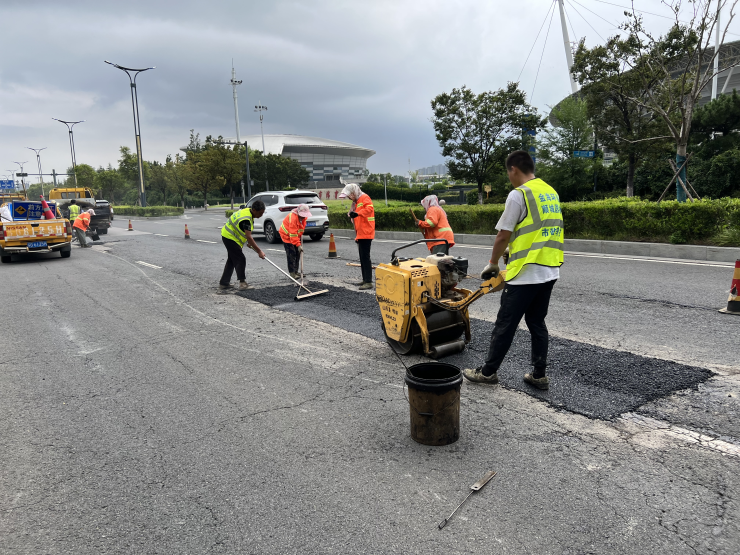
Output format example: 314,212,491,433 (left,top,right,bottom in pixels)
2,0,738,183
